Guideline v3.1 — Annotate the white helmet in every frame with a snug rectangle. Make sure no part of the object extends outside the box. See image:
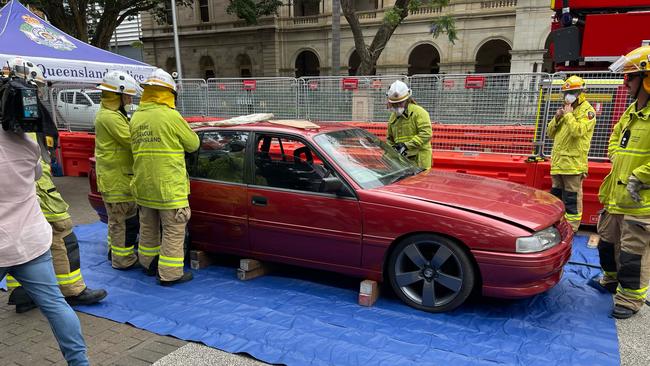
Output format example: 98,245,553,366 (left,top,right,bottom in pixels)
8,57,45,85
141,68,176,93
386,80,411,103
97,70,142,96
